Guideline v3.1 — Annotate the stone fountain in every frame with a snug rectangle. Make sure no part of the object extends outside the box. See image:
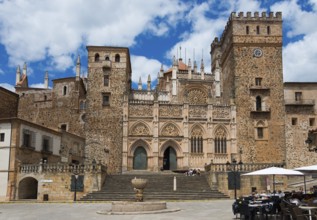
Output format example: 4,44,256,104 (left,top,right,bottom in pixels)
97,177,180,215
